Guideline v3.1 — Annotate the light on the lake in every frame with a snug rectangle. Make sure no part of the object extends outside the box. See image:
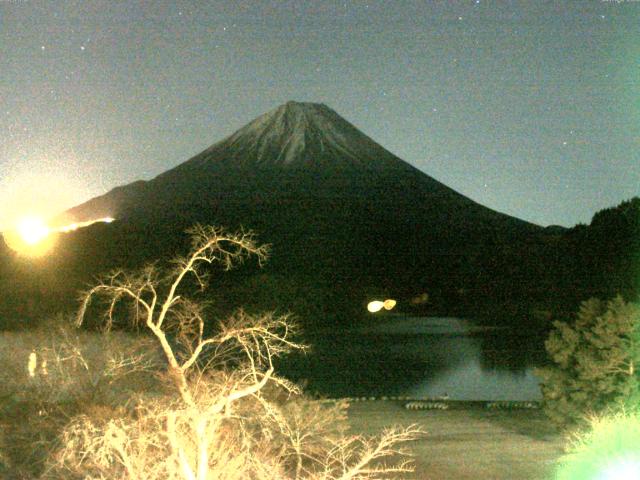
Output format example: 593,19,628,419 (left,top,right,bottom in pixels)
411,292,429,305
367,299,397,313
17,216,50,245
367,301,385,313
